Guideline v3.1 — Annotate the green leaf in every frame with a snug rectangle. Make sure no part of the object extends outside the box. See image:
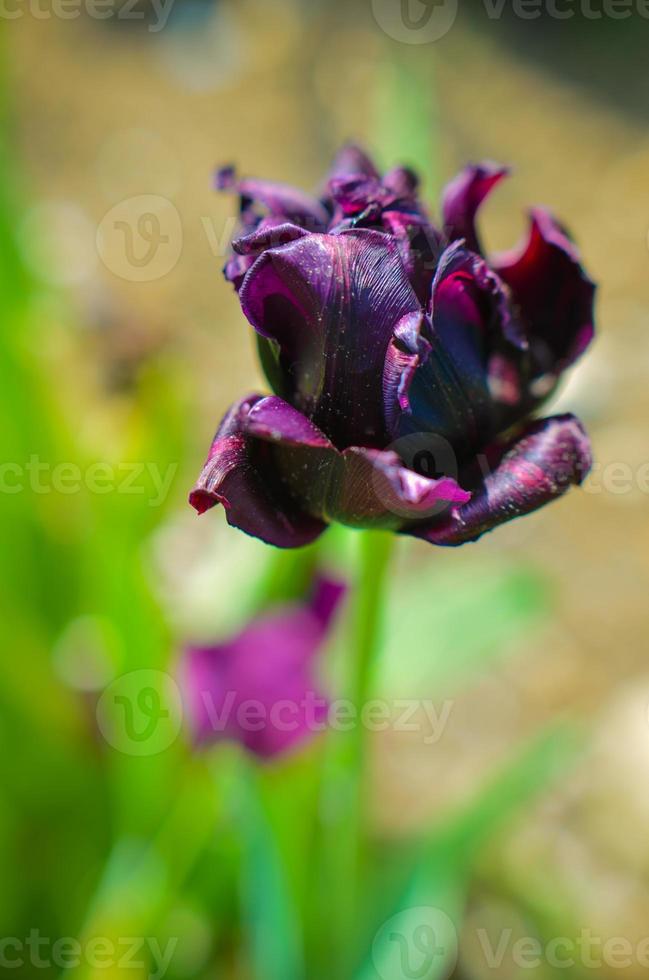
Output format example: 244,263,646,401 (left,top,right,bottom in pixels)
237,756,304,980
378,552,550,698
